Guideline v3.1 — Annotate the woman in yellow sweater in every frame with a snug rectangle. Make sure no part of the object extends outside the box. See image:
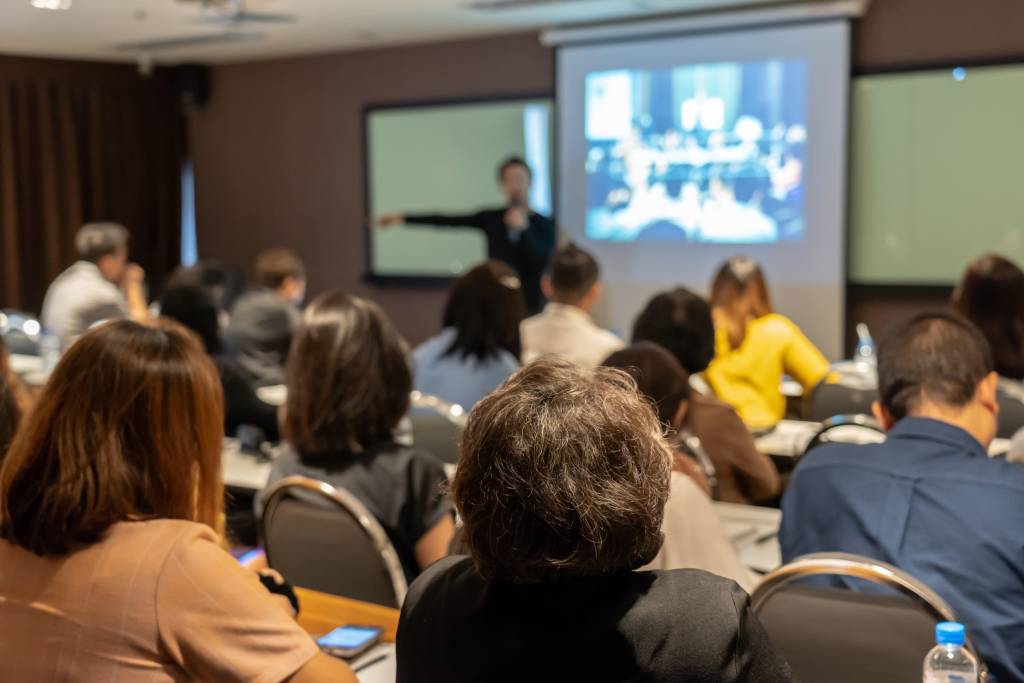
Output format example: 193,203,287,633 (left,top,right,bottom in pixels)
706,256,829,430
